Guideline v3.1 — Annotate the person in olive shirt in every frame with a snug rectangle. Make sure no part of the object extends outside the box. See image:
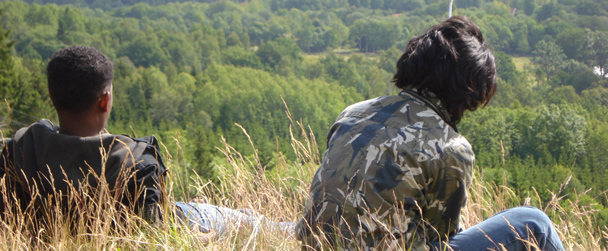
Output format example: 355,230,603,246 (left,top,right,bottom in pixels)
296,16,564,251
0,46,294,239
0,46,166,223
